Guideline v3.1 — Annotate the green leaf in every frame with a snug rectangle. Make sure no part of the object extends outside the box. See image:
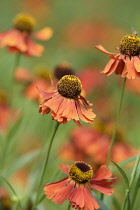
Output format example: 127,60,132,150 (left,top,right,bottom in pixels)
3,149,40,177
112,196,121,210
111,159,131,210
111,159,129,188
6,116,23,140
119,156,136,167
